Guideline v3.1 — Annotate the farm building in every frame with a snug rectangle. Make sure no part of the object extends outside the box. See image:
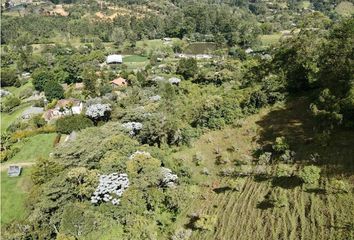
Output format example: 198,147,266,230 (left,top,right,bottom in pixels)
110,77,127,87
8,165,22,177
106,54,123,64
